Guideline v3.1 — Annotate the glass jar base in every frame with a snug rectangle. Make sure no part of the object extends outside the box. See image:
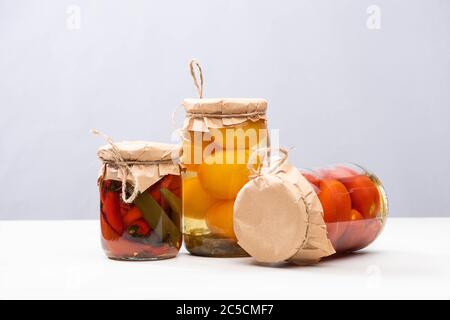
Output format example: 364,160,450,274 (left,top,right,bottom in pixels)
102,239,180,261
184,233,249,257
107,254,177,261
